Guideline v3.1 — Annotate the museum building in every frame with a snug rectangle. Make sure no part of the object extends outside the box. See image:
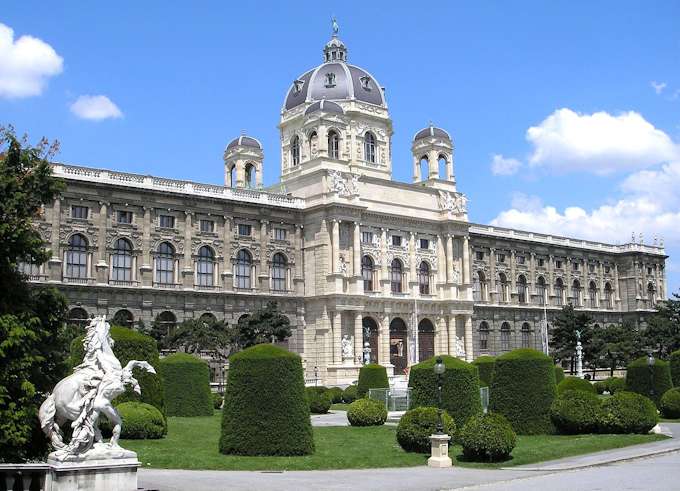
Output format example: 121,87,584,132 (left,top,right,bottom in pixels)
24,32,668,384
